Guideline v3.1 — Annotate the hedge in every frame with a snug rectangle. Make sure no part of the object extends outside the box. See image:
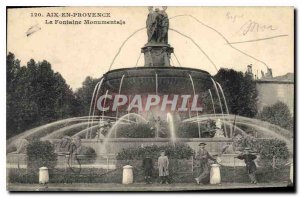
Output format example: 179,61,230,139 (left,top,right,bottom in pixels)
8,165,290,184
26,139,57,173
234,136,289,167
116,143,194,160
